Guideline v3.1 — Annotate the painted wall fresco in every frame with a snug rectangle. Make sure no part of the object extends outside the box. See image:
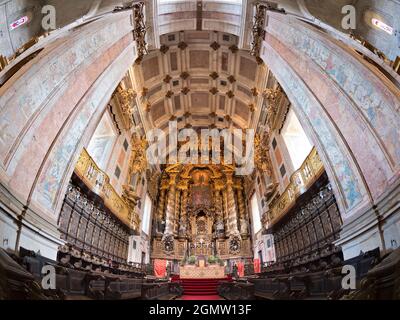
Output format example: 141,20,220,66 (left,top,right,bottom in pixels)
32,45,135,212
261,44,365,213
0,14,133,172
263,32,394,201
0,12,136,220
267,15,400,170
